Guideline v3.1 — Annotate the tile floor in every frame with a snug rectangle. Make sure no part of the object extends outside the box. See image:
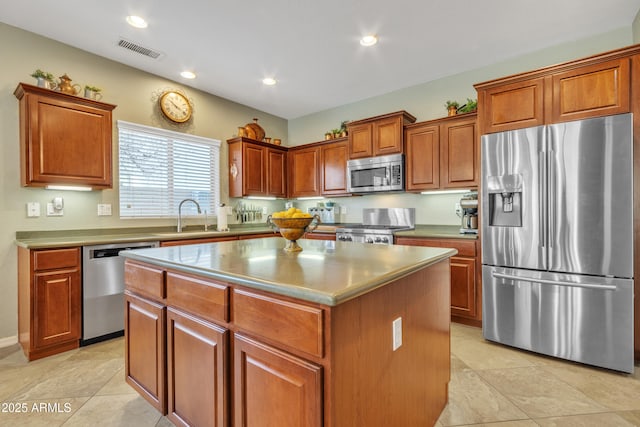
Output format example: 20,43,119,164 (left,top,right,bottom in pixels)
0,323,638,426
